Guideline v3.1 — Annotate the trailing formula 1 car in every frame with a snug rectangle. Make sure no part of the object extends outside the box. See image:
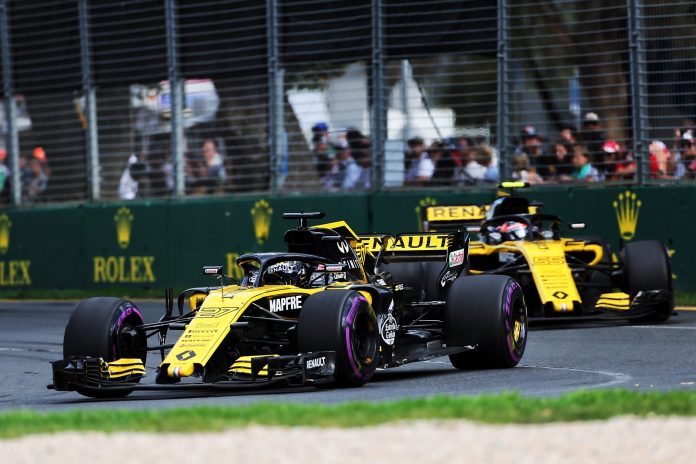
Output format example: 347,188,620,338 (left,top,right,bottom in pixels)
419,183,673,322
50,212,527,398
